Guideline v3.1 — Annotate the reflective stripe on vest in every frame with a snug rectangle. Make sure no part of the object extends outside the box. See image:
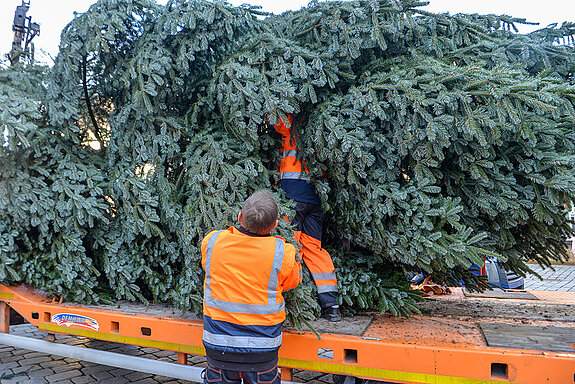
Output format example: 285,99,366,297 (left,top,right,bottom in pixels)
204,231,286,315
202,329,282,349
282,149,297,158
317,284,338,293
312,272,337,281
280,171,310,181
